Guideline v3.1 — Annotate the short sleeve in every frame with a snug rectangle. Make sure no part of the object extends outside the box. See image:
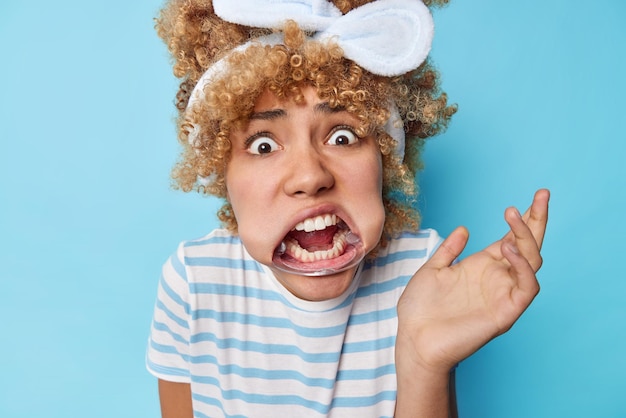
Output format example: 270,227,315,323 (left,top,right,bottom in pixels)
423,228,444,260
146,242,192,383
